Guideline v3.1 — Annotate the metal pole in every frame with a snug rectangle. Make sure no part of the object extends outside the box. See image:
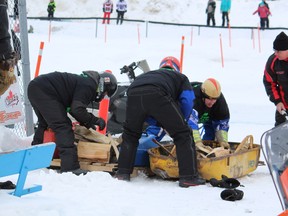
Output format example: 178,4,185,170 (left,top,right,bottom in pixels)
95,18,98,38
18,0,34,136
145,21,148,38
